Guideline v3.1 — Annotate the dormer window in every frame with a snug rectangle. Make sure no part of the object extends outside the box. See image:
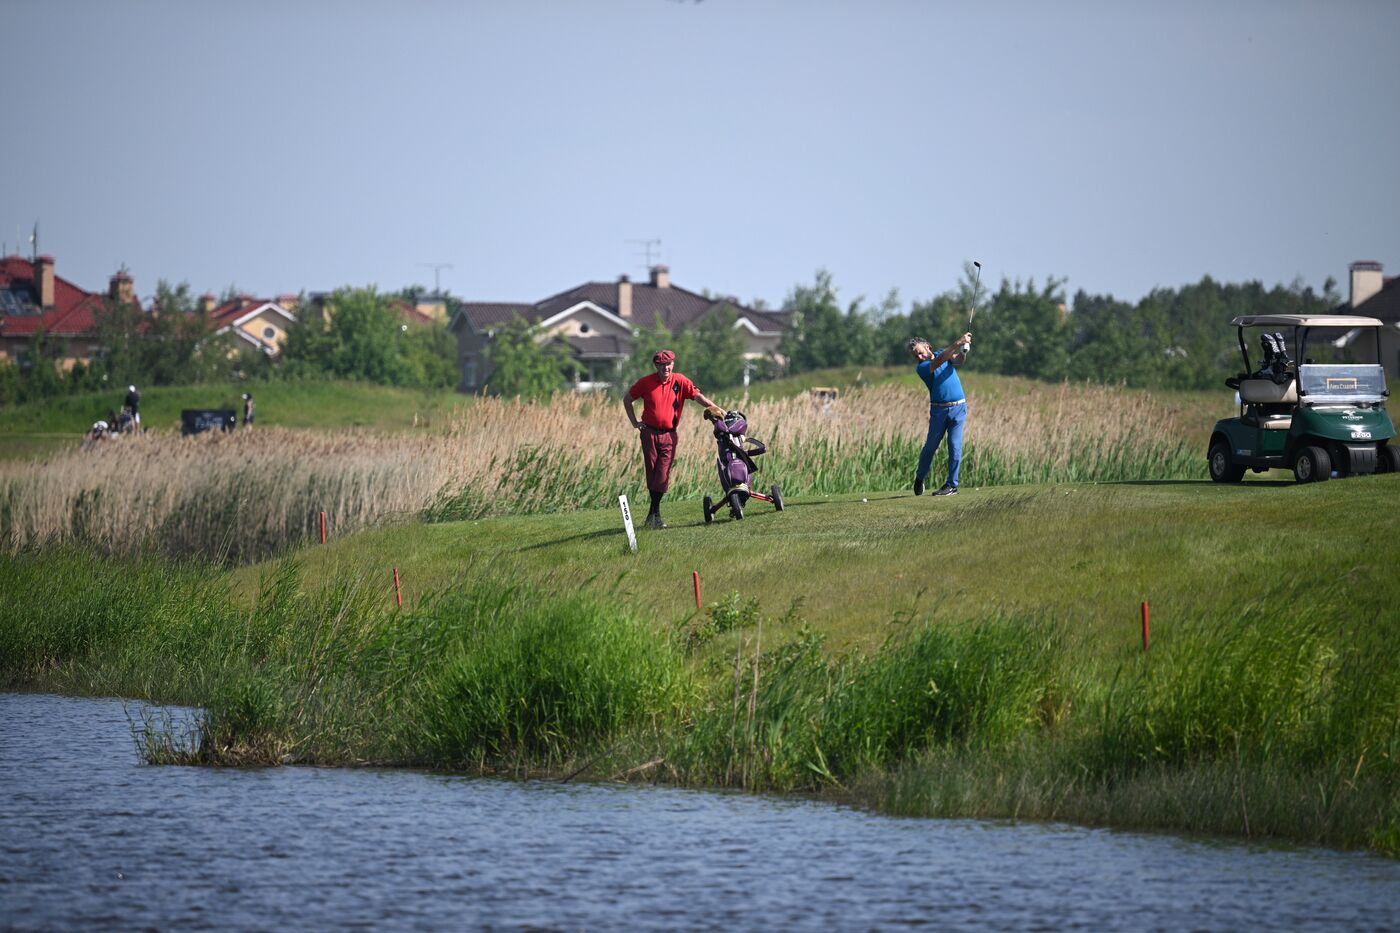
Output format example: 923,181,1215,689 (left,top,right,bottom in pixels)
579,322,591,334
